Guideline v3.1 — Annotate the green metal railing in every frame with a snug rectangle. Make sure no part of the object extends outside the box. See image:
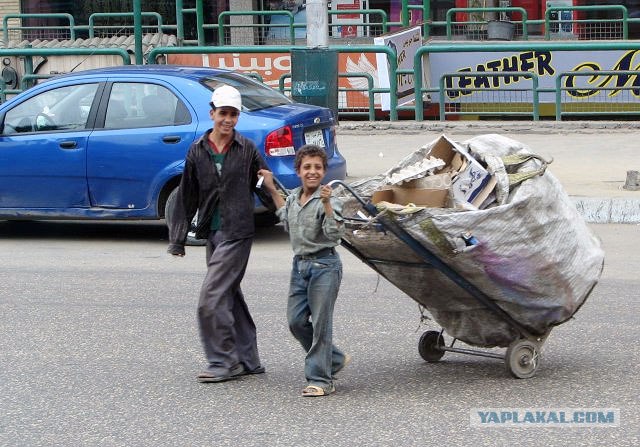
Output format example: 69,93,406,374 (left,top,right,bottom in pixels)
279,72,377,121
413,41,640,121
0,47,132,100
3,1,640,121
544,5,628,40
175,0,206,46
0,79,21,102
327,9,390,36
2,13,76,42
445,7,529,41
19,73,55,90
337,72,377,120
87,12,163,38
439,71,539,120
218,10,295,45
0,47,131,97
0,47,131,64
555,70,640,120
